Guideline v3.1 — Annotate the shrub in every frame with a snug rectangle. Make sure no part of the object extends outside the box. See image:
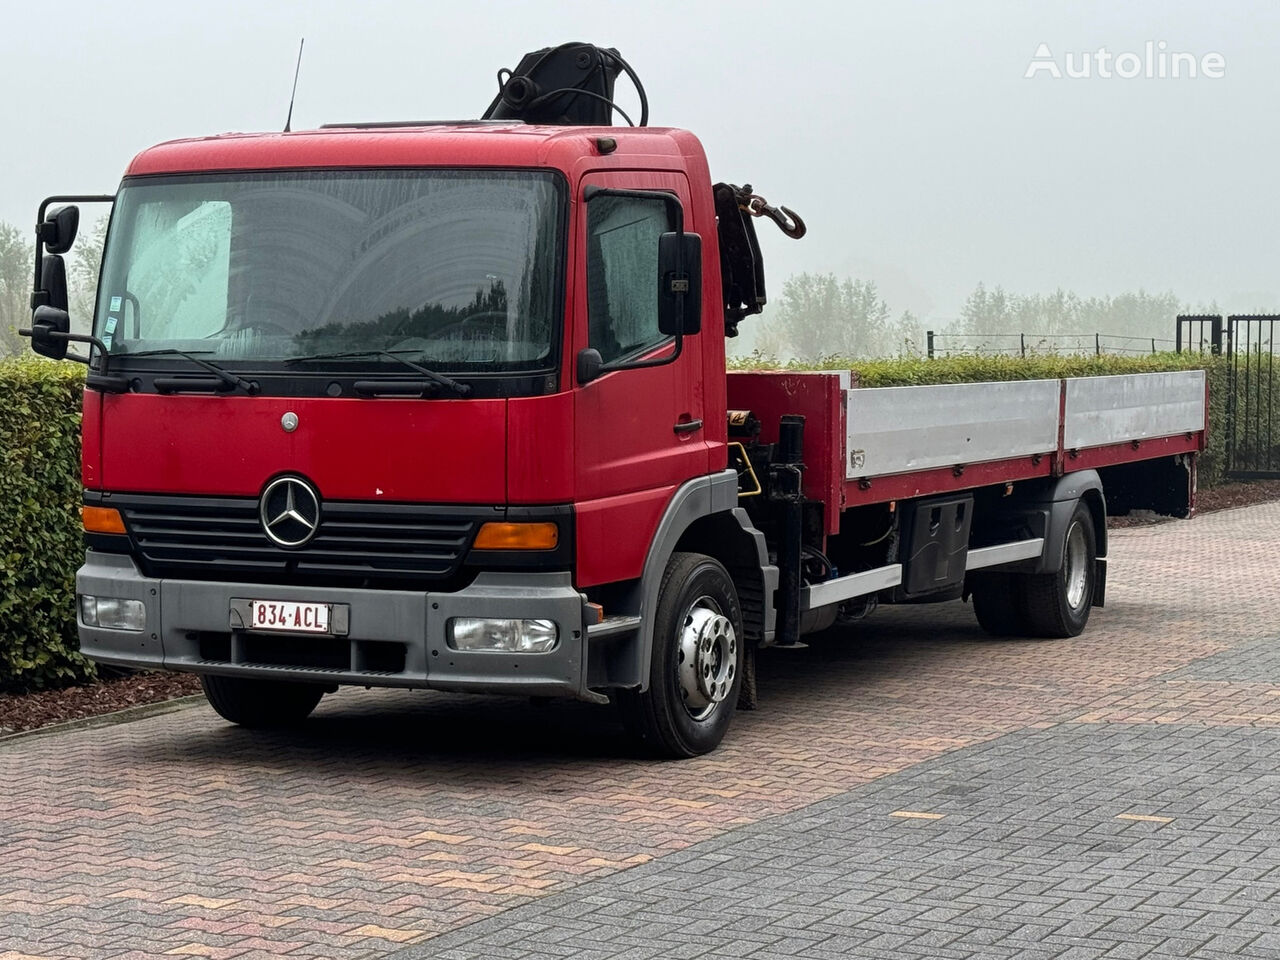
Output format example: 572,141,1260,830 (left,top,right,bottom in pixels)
0,356,95,691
